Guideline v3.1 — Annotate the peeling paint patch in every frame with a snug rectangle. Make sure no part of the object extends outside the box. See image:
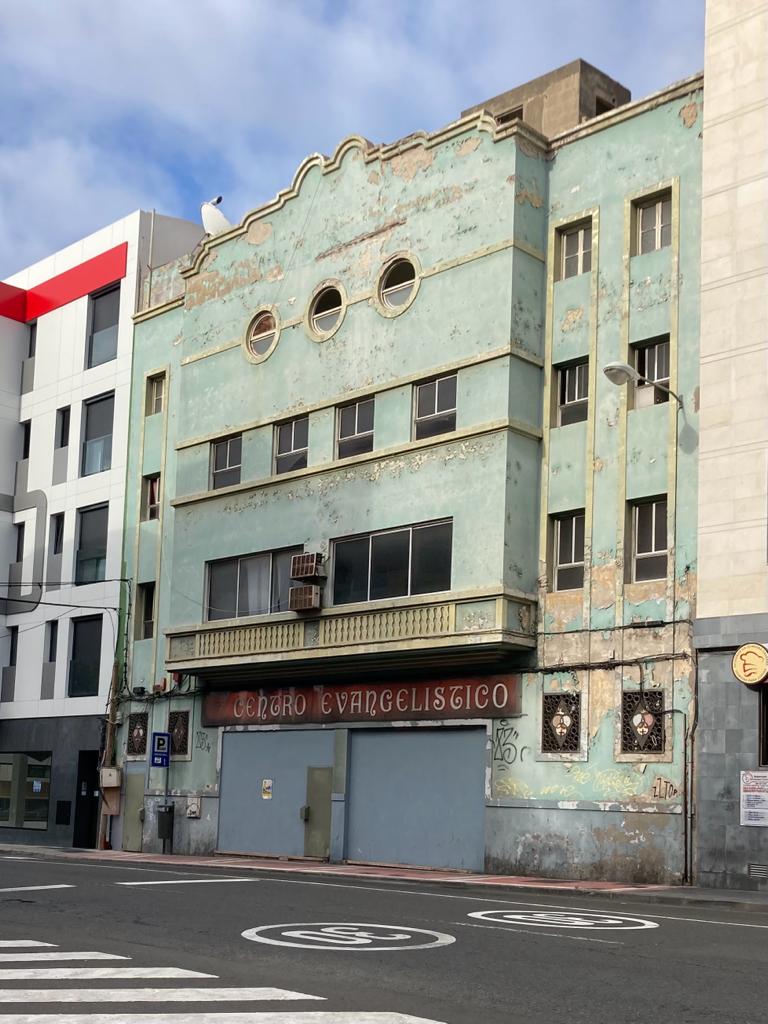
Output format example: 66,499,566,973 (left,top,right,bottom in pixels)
315,219,406,261
367,170,381,185
515,186,544,208
266,264,284,283
245,221,273,245
560,306,583,332
679,101,699,128
457,136,482,157
186,262,262,309
390,147,434,181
